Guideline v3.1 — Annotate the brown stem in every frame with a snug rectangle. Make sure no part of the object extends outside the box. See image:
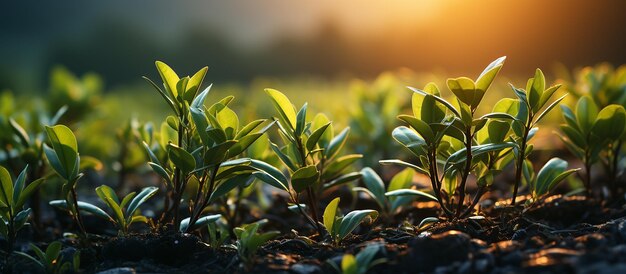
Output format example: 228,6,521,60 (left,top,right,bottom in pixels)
428,150,453,218
70,188,87,240
460,187,486,218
